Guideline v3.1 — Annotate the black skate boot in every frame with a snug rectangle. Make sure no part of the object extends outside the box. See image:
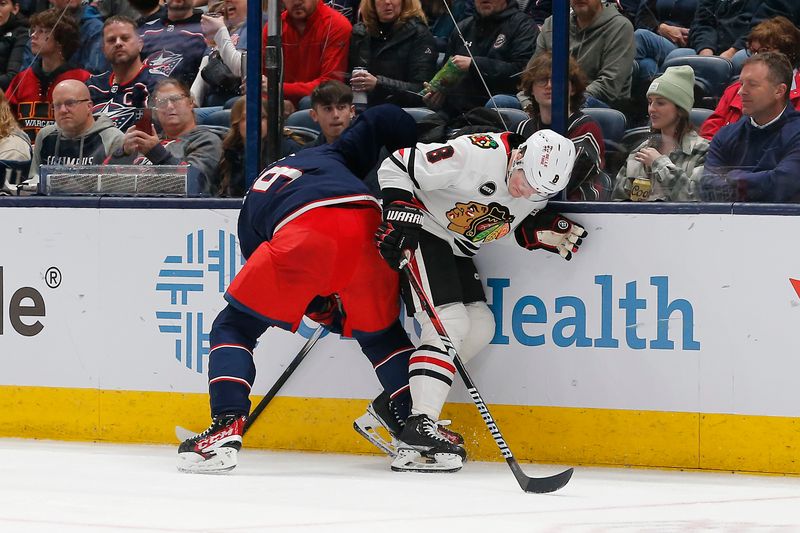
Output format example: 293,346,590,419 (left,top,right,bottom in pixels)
391,414,467,473
353,391,408,457
177,413,246,474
